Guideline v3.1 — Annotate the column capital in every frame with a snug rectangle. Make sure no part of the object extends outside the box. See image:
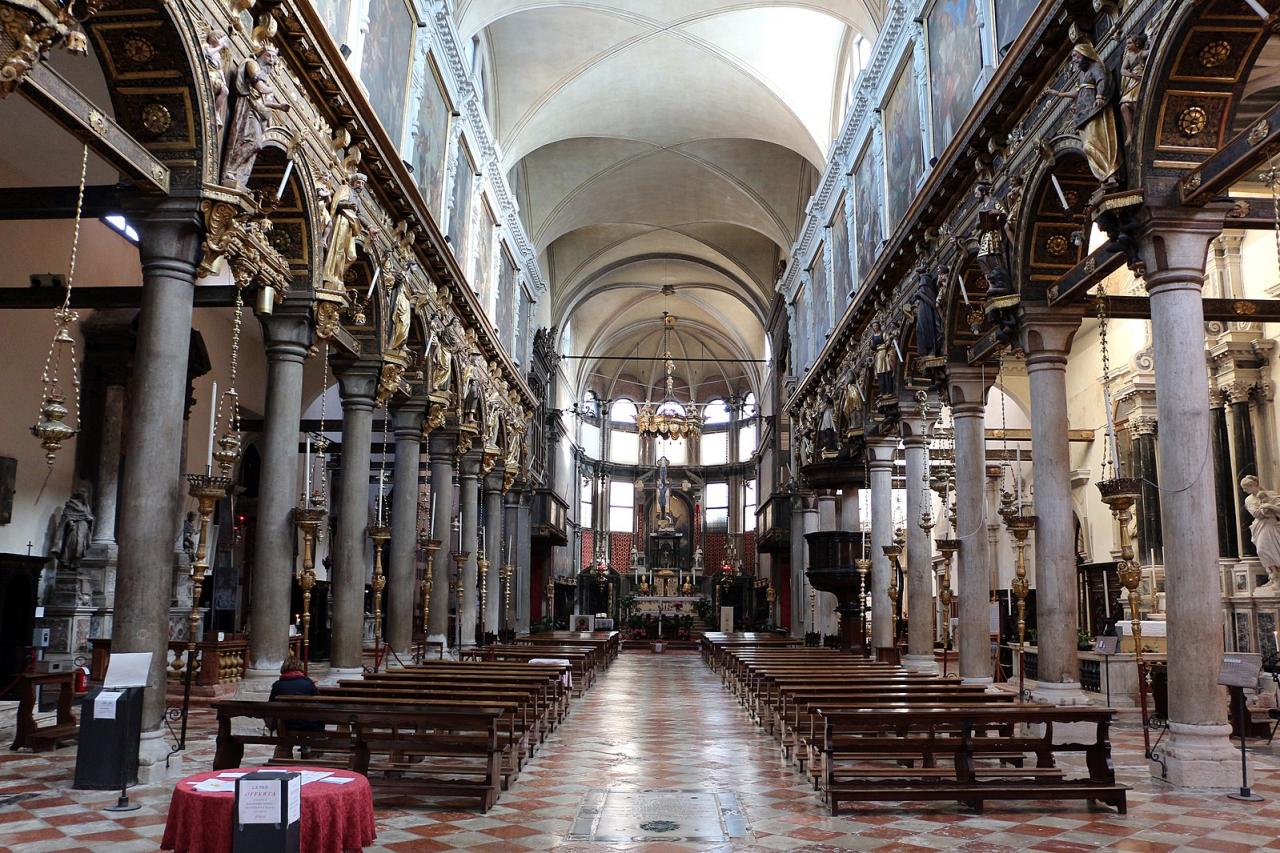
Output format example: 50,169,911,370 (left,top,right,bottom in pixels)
1017,304,1085,362
333,357,380,409
428,429,457,461
390,398,428,439
259,307,313,363
944,364,995,415
899,396,938,446
1138,206,1230,293
866,435,898,469
484,471,505,494
458,452,483,478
